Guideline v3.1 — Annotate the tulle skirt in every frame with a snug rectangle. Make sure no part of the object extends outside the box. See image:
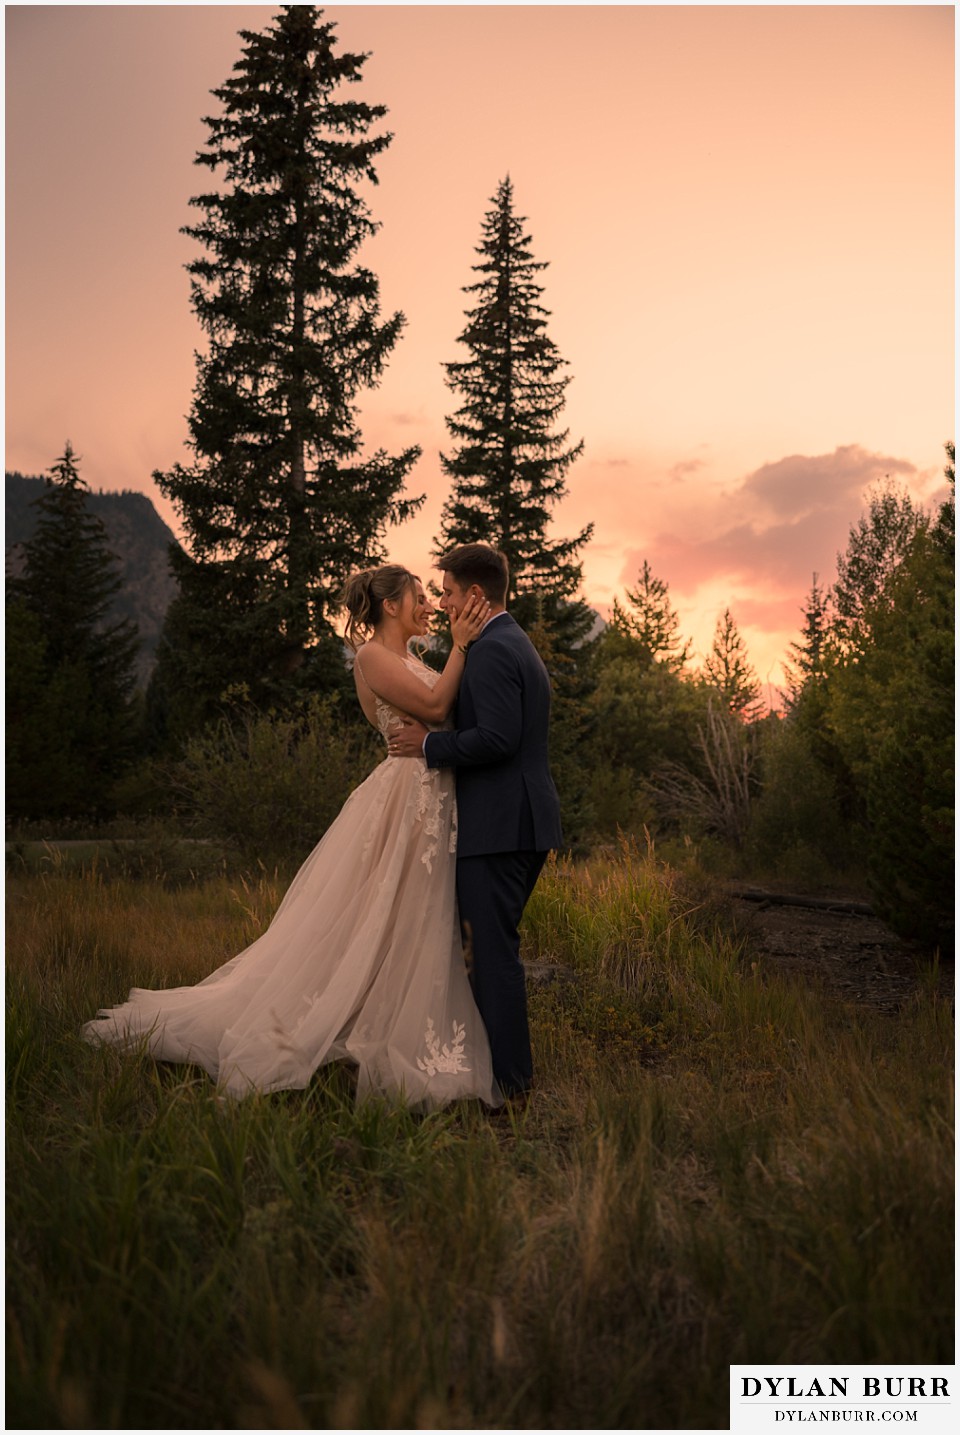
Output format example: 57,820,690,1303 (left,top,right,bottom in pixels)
83,755,501,1109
